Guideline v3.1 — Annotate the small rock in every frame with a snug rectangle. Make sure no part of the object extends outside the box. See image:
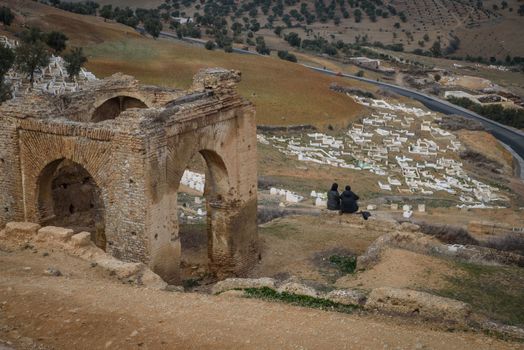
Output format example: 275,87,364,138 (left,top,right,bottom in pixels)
42,252,49,257
277,281,318,298
22,267,31,272
165,285,184,292
70,232,91,248
130,330,138,337
211,277,276,294
325,289,367,306
90,262,98,268
44,267,62,277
